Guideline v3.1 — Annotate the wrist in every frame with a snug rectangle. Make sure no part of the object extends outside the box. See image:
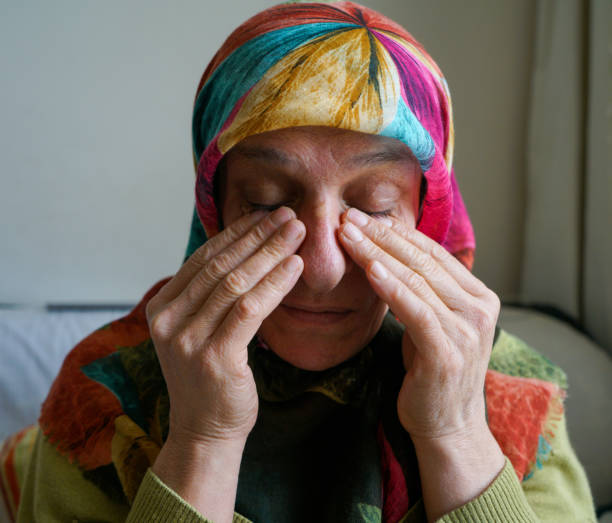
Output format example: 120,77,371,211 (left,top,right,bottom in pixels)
412,425,505,521
152,433,247,523
411,420,498,454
